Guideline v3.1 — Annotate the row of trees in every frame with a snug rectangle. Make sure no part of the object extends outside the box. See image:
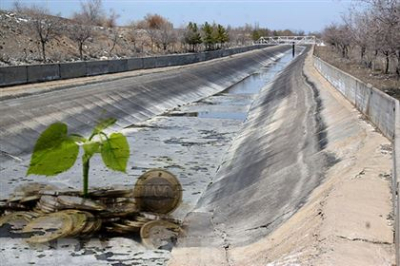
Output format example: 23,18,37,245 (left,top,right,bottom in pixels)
12,0,119,61
9,0,308,63
322,0,400,75
184,22,229,52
